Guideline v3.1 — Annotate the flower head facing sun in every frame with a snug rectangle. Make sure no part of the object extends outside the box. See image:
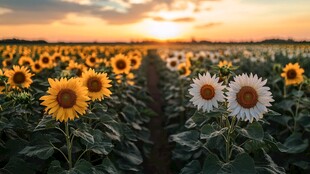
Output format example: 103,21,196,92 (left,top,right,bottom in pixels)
226,73,274,122
4,66,34,90
281,63,304,86
111,54,131,74
81,69,112,101
0,69,5,94
218,60,232,68
18,56,34,67
189,72,225,112
40,78,90,122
